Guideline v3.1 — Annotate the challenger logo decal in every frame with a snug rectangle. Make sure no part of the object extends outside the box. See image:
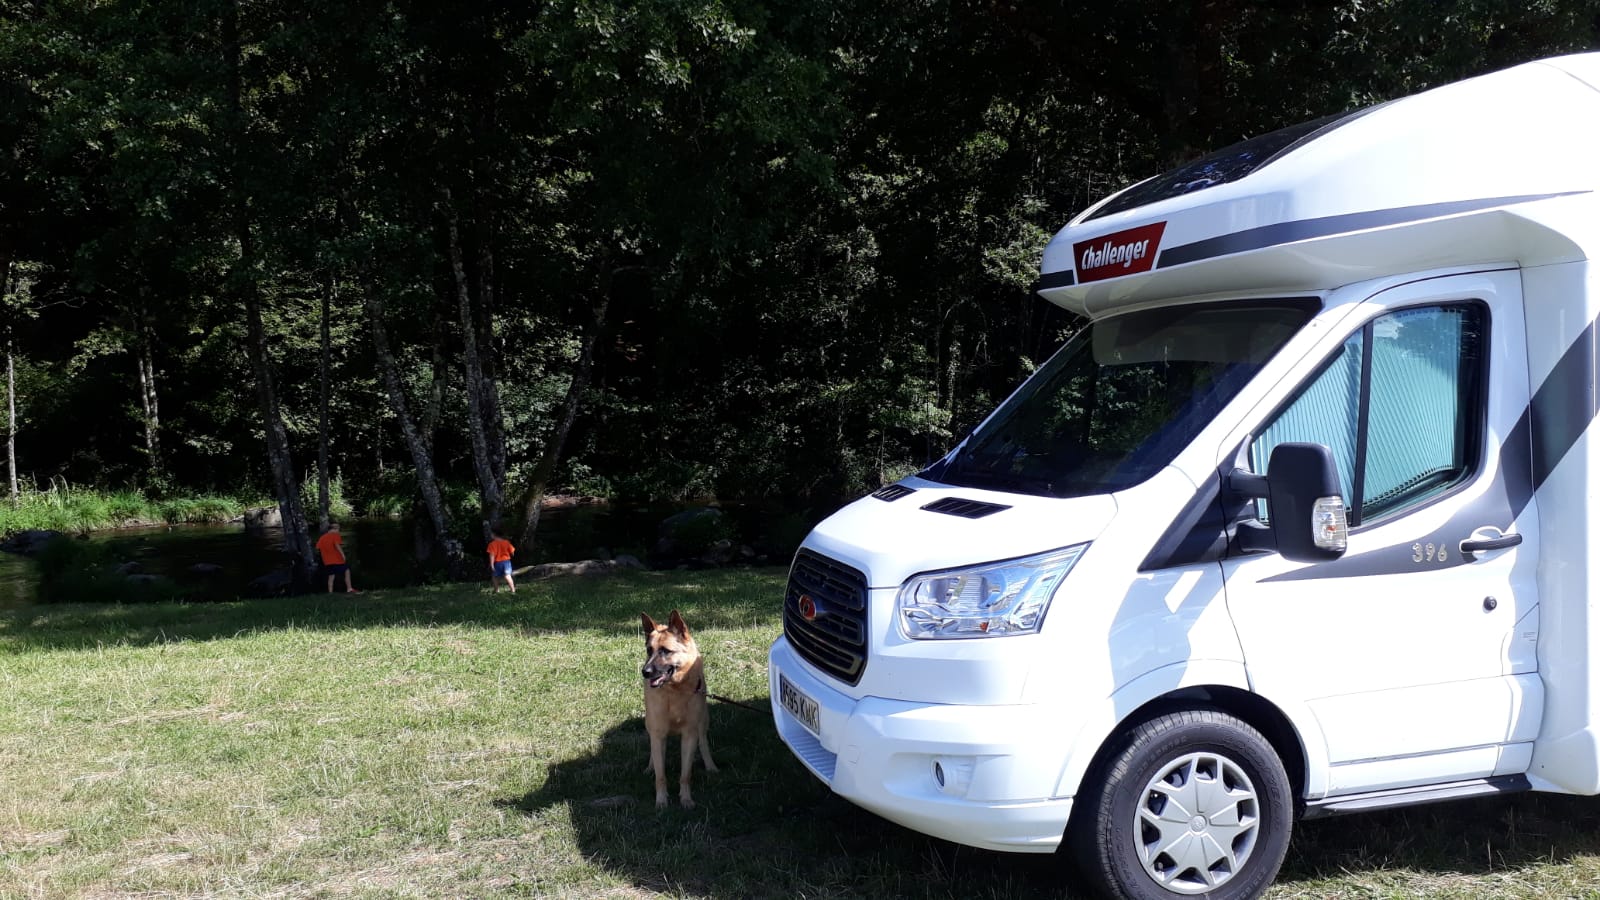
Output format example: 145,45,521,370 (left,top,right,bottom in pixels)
798,594,818,621
1073,221,1166,283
